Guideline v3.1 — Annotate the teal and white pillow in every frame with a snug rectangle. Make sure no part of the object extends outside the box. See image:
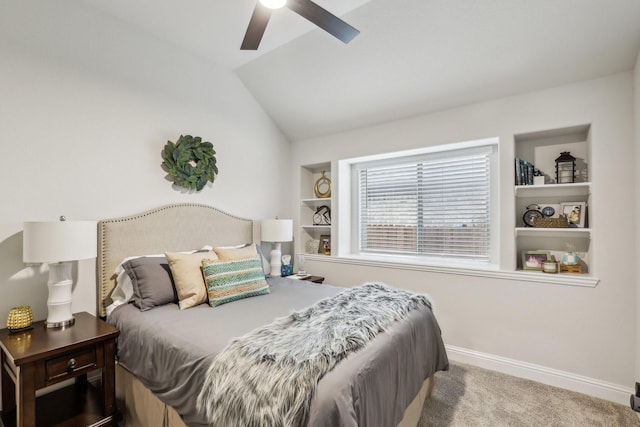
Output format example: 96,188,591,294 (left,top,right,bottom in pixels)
201,257,269,307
